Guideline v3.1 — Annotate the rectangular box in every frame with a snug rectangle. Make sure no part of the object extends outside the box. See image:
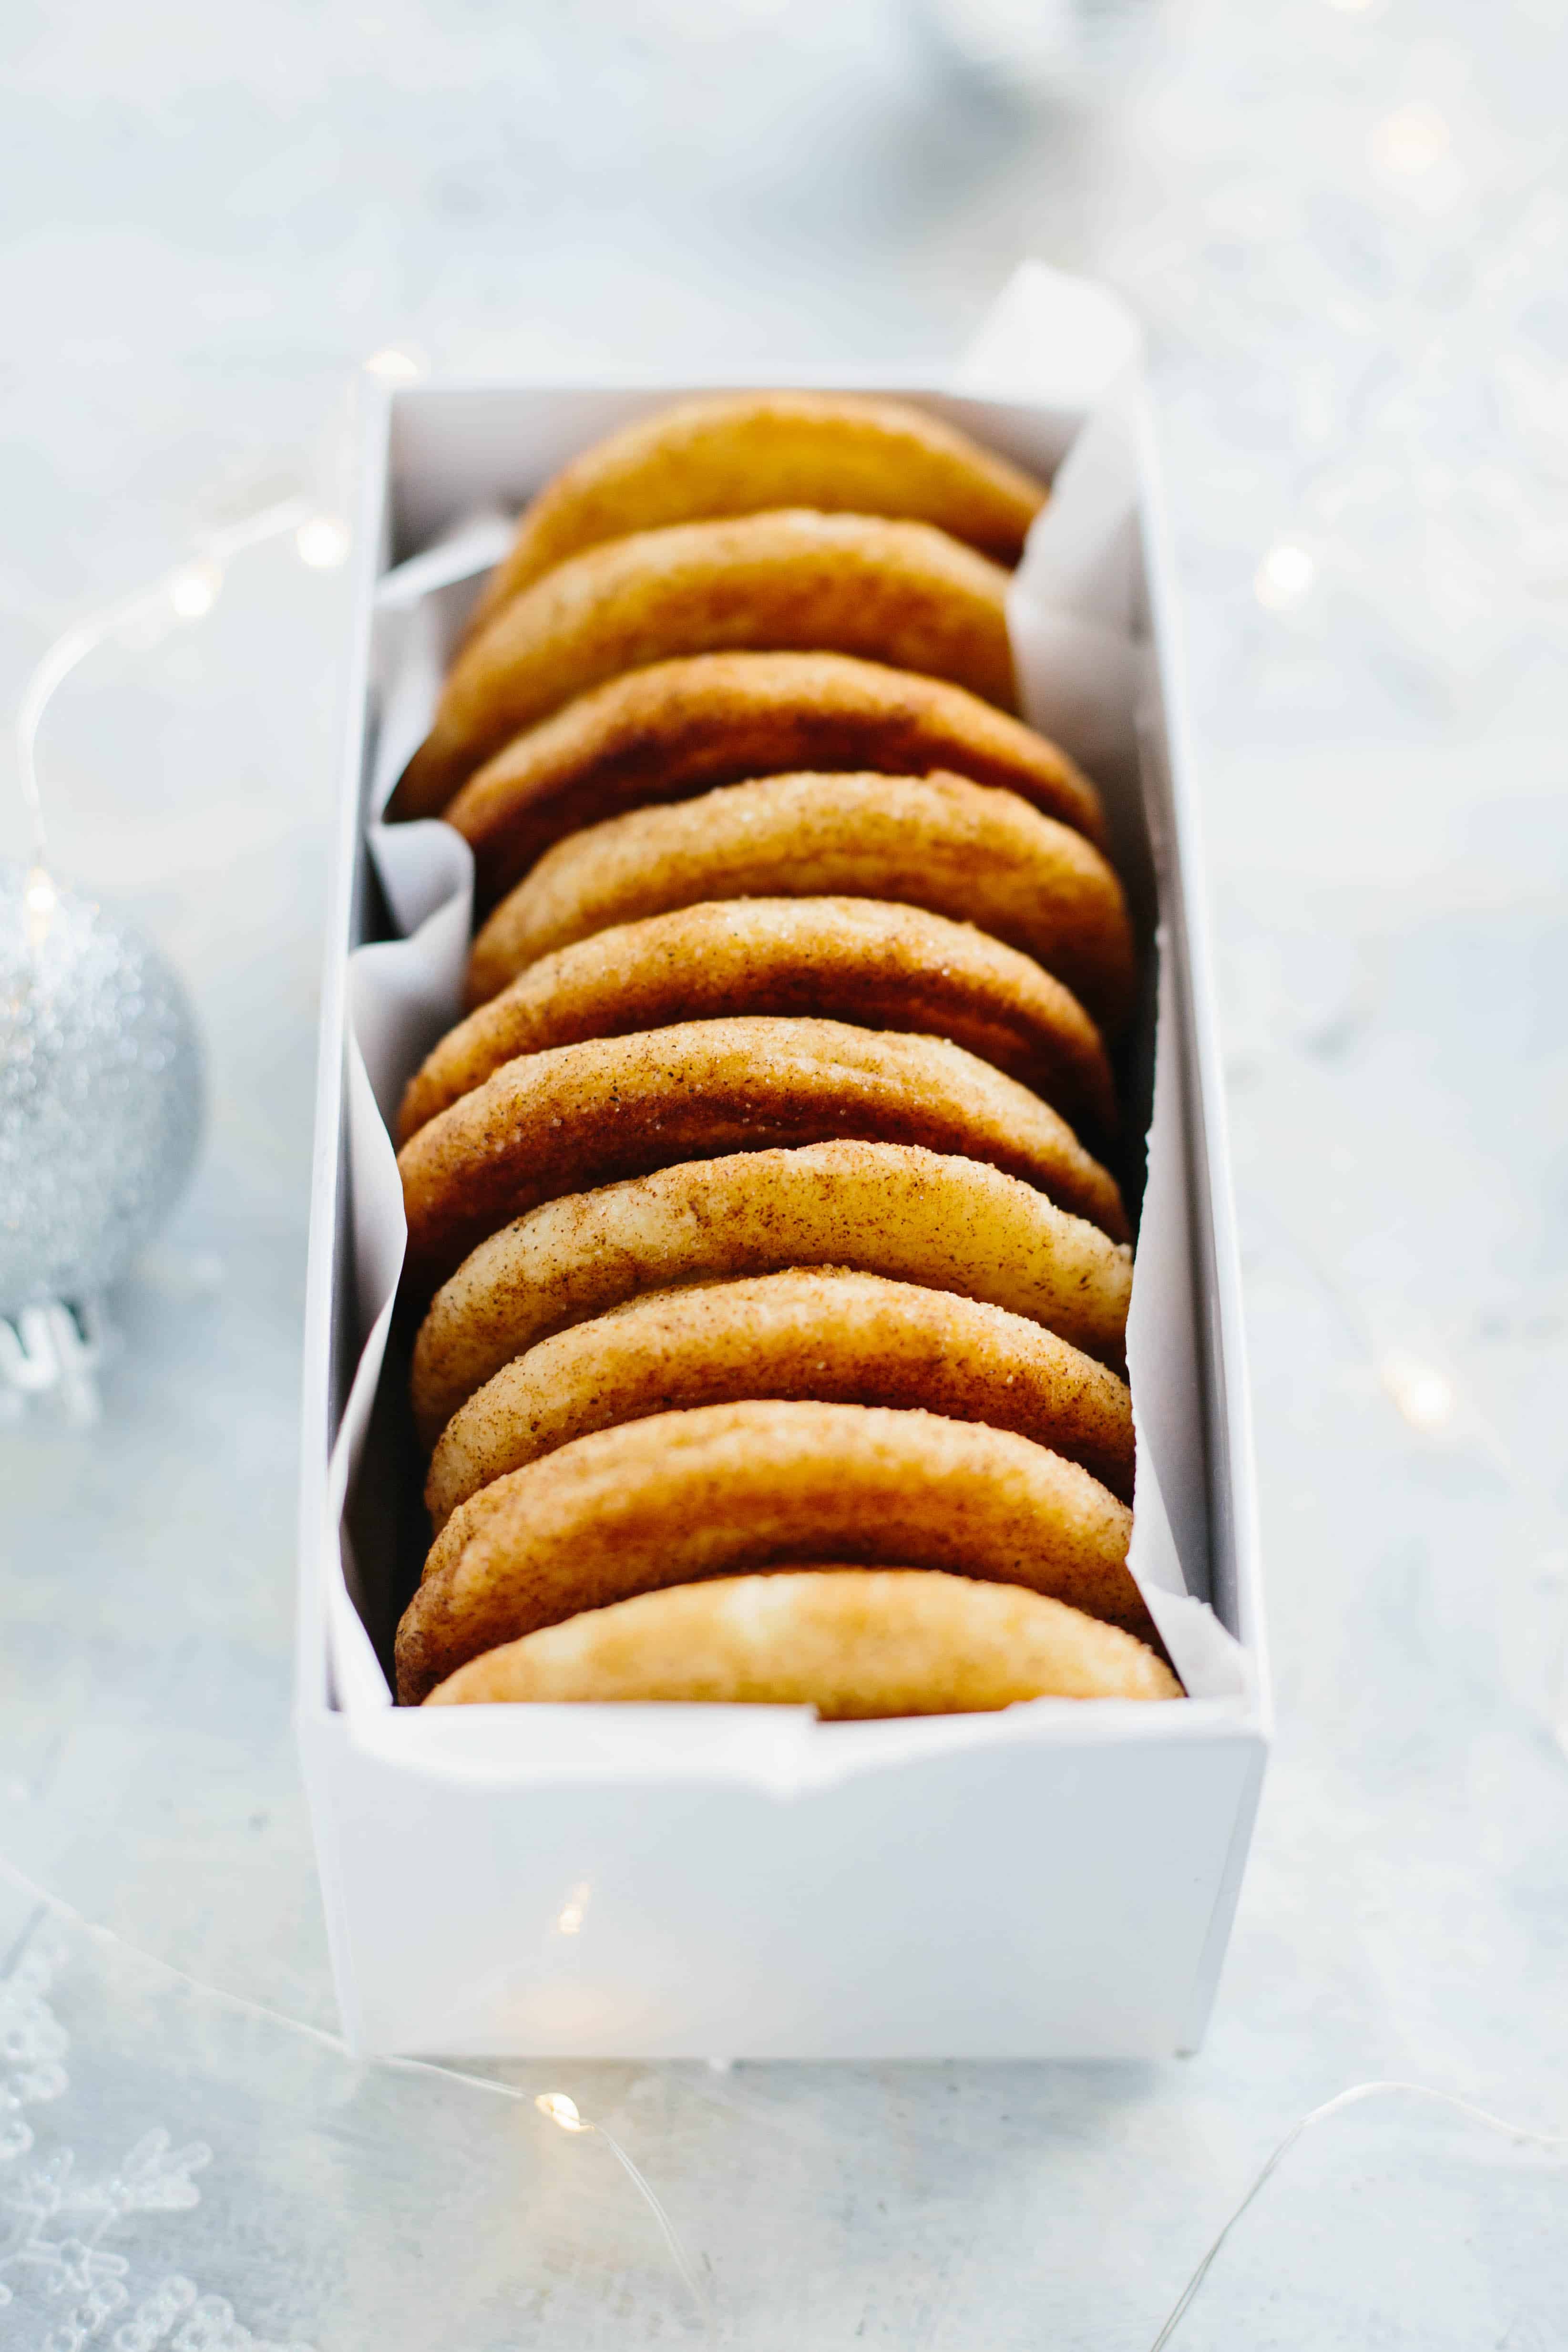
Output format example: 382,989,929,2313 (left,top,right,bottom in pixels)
296,274,1269,2058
